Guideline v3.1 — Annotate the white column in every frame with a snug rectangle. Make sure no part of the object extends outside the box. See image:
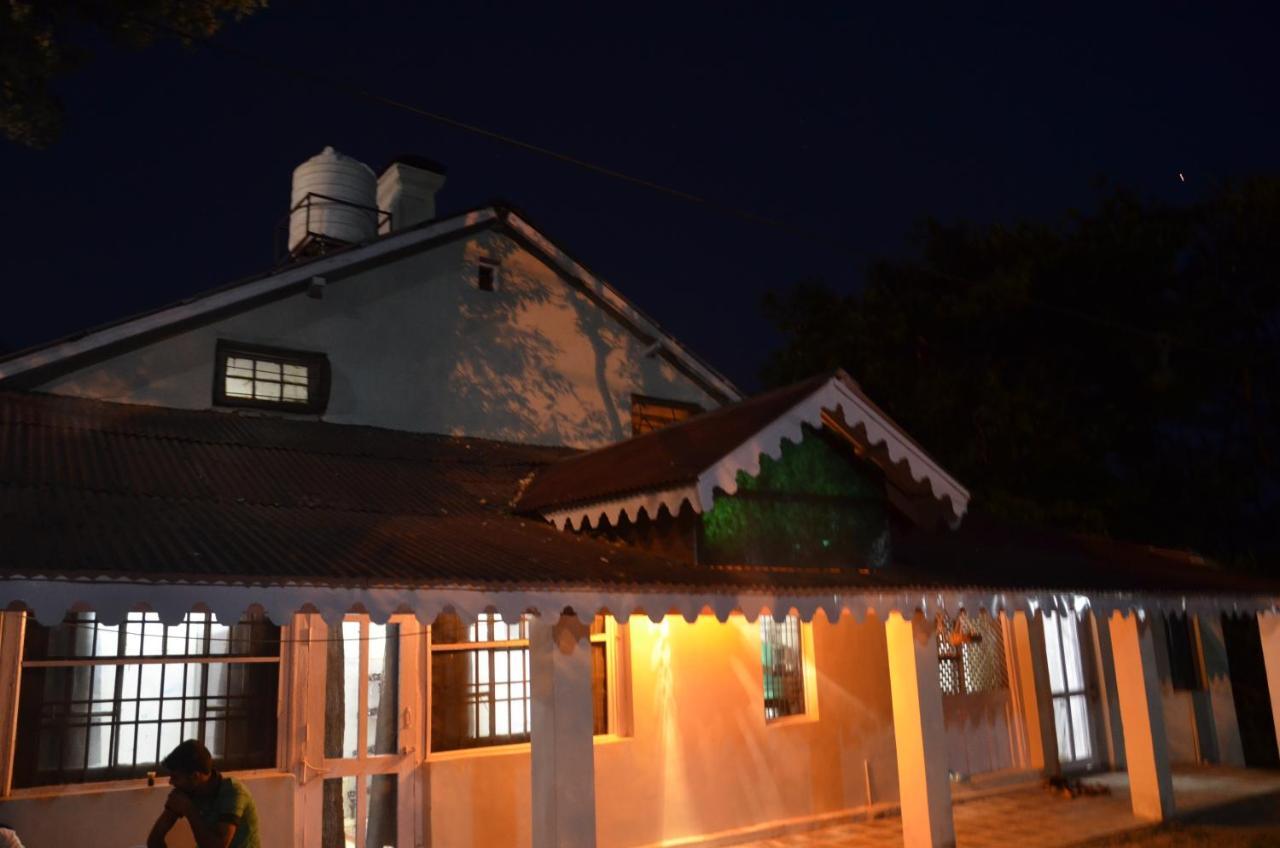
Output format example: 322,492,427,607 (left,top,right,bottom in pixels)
1010,611,1060,774
530,611,597,848
886,611,955,848
1259,612,1280,758
1108,611,1174,821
